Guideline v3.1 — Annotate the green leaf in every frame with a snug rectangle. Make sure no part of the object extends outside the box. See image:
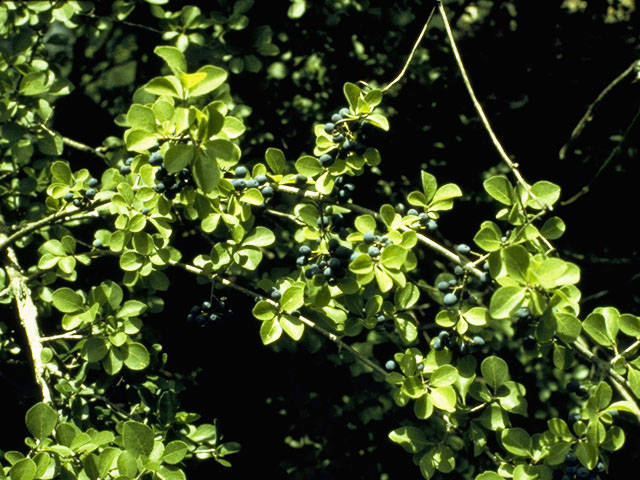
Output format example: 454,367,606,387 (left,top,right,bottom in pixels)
555,312,582,343
575,442,598,469
127,104,156,132
260,318,282,344
188,65,228,96
280,283,305,313
529,180,561,209
243,226,275,247
25,403,57,440
349,254,373,274
122,421,154,457
52,287,84,313
315,171,334,195
388,426,429,454
117,451,138,477
483,175,514,205
125,129,160,152
474,221,503,252
380,245,407,270
583,312,613,347
433,445,455,473
540,216,566,240
162,441,188,465
82,337,109,363
462,307,488,326
193,150,220,193
120,251,144,271
154,46,187,75
365,113,389,131
395,283,420,310
421,171,437,201
124,342,150,370
165,144,195,173
252,300,276,321
295,155,323,177
503,245,530,283
430,365,458,387
116,300,147,319
265,147,285,174
145,76,182,98
500,428,532,457
343,82,361,111
51,161,73,184
9,458,36,480
475,473,503,480
279,315,305,341
97,448,120,477
620,314,640,337
374,266,394,293
489,286,526,320
240,188,264,205
481,356,509,390
354,214,376,234
430,183,462,209
430,386,457,412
